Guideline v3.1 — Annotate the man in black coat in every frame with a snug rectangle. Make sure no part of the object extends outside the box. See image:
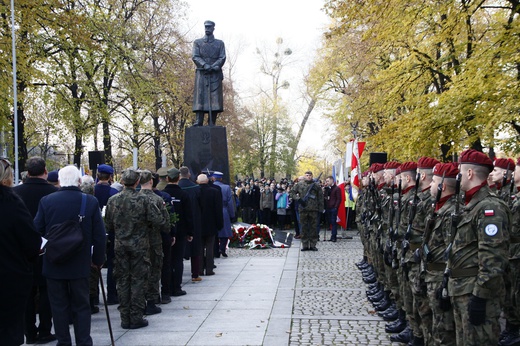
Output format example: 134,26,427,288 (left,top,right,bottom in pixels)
34,165,106,346
178,166,203,282
13,156,58,344
196,174,223,275
163,167,194,296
